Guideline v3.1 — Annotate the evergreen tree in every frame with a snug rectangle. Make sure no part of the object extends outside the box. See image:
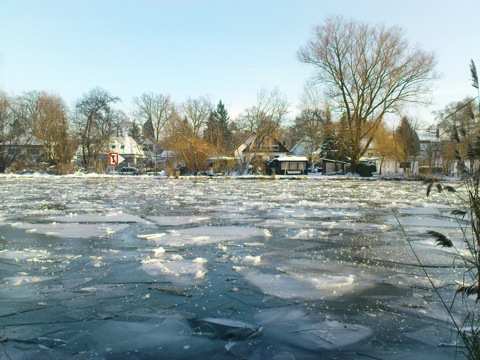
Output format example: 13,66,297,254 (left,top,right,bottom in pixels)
215,100,230,147
128,120,143,144
204,100,231,152
395,116,420,173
